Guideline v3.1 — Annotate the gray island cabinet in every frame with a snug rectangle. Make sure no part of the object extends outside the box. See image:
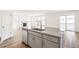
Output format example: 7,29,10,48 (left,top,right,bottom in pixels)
28,31,42,48
42,34,60,48
22,27,61,48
